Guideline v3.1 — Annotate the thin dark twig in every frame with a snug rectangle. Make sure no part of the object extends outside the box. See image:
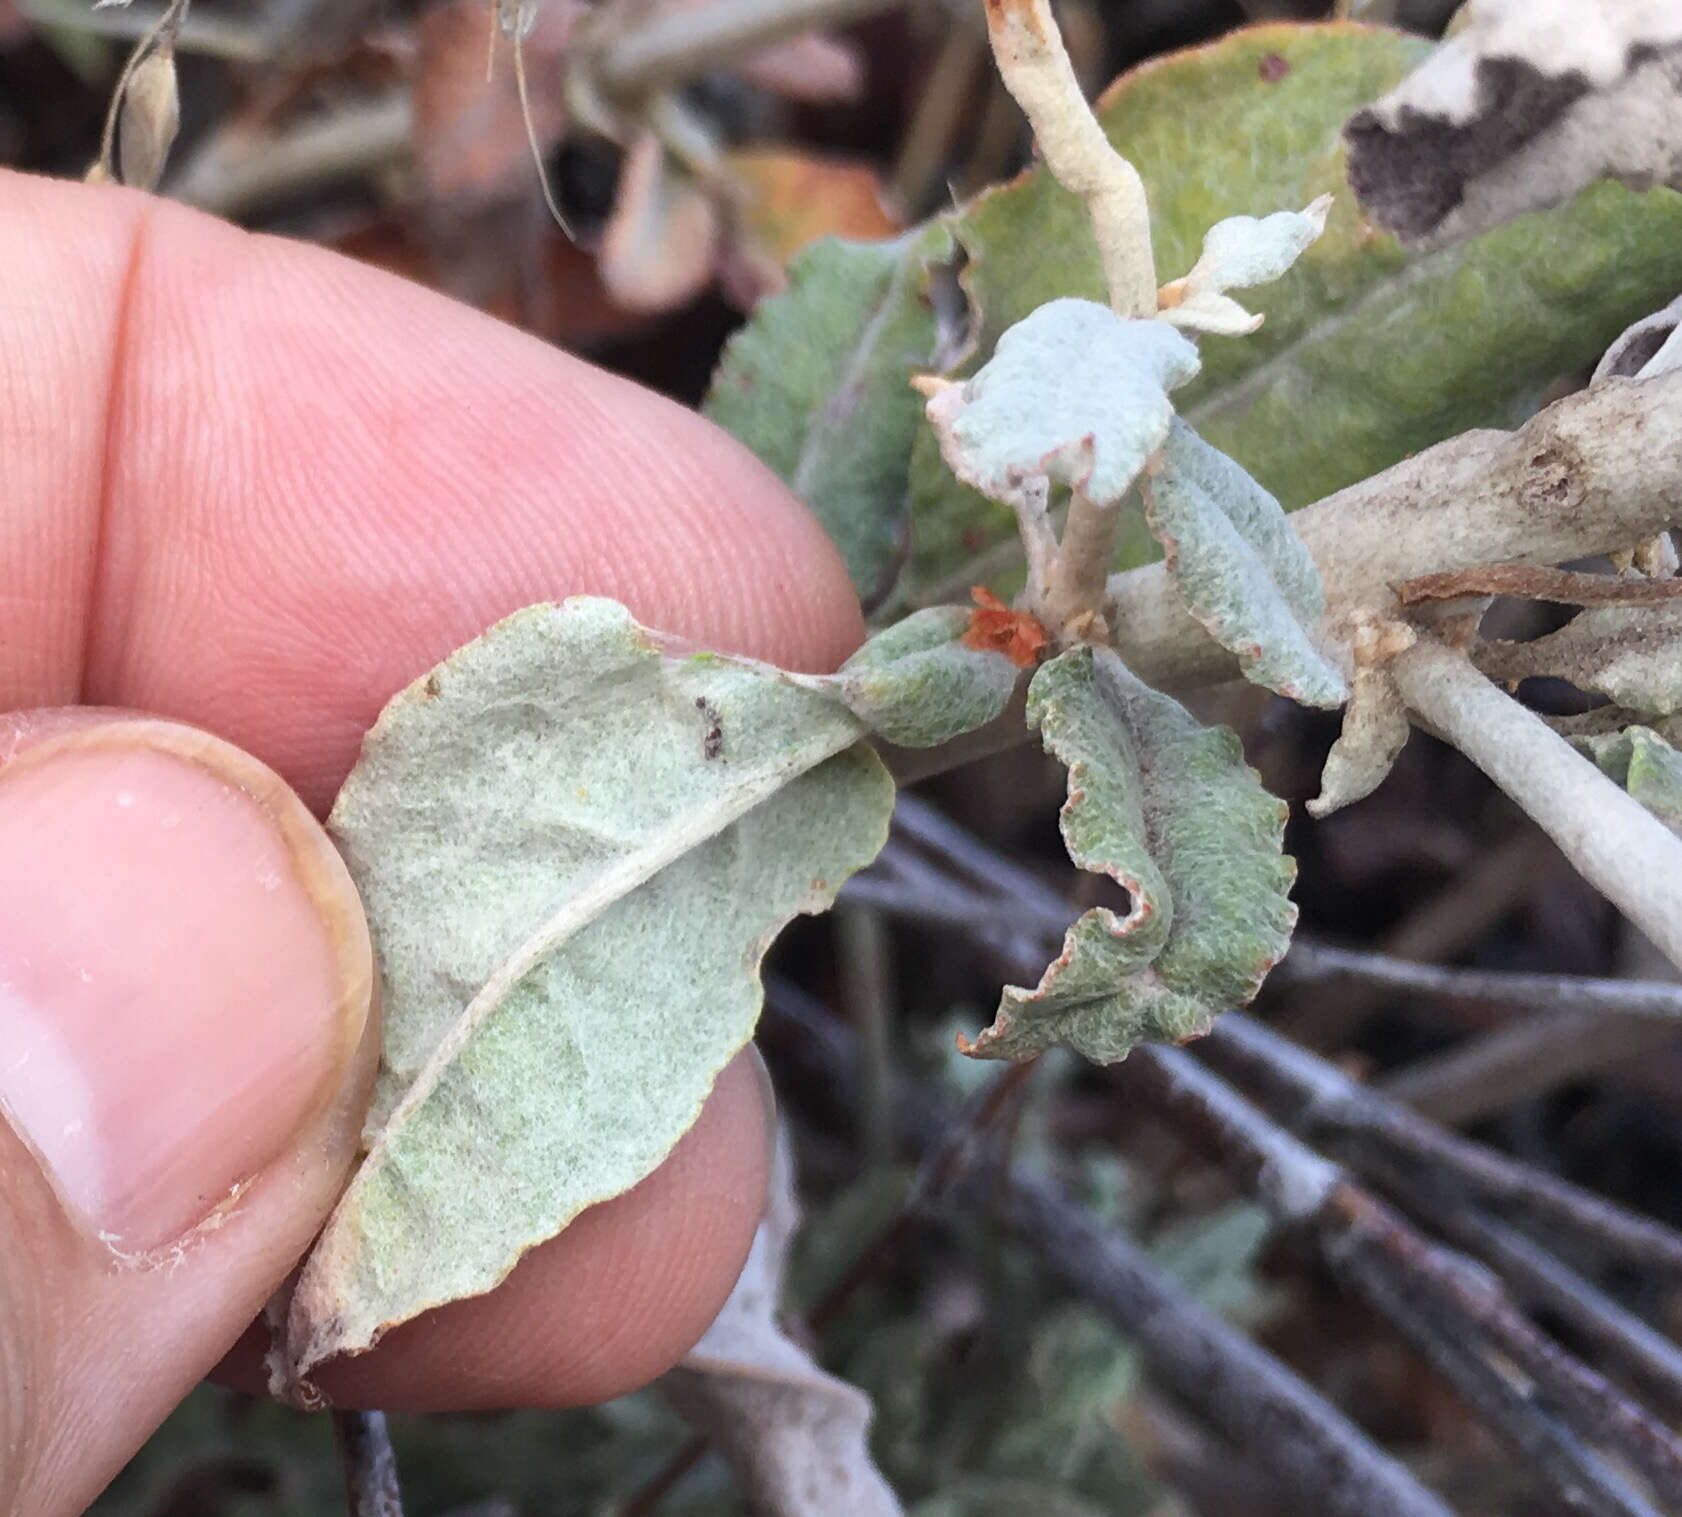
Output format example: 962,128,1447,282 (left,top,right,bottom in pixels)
1338,1231,1665,1517
1119,1047,1682,1510
333,1409,404,1517
615,1436,708,1517
1202,1014,1682,1274
763,978,1457,1517
1357,1152,1682,1416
